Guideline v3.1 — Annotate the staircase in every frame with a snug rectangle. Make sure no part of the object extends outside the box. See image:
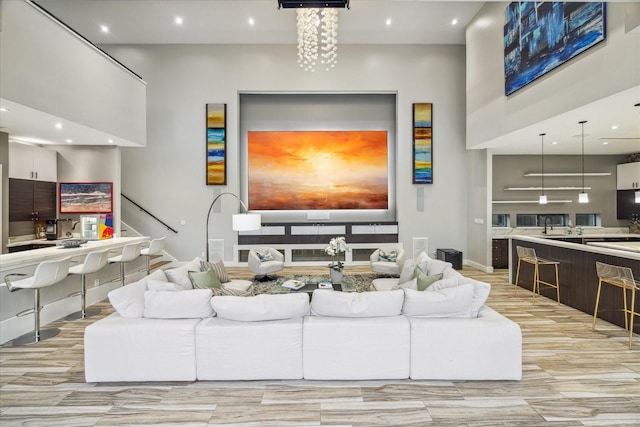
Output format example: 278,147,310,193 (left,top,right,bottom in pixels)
121,221,177,273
